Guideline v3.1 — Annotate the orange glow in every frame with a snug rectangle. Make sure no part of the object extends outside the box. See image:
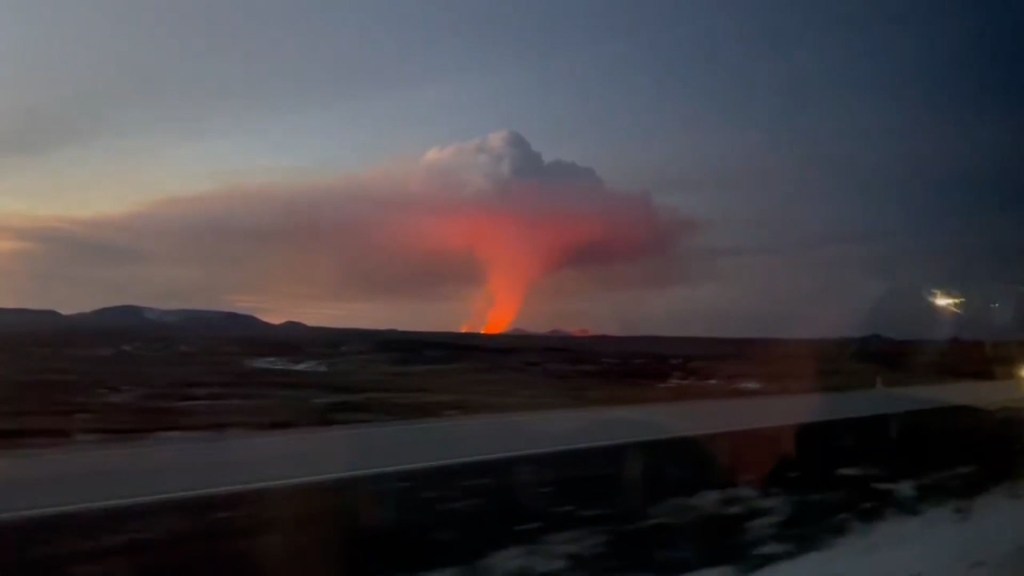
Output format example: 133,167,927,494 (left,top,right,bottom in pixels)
477,263,536,333
389,184,680,334
0,239,31,254
441,211,598,333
